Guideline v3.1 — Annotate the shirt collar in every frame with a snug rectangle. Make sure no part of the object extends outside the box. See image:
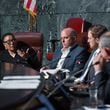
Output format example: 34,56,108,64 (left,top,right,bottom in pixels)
61,46,71,53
